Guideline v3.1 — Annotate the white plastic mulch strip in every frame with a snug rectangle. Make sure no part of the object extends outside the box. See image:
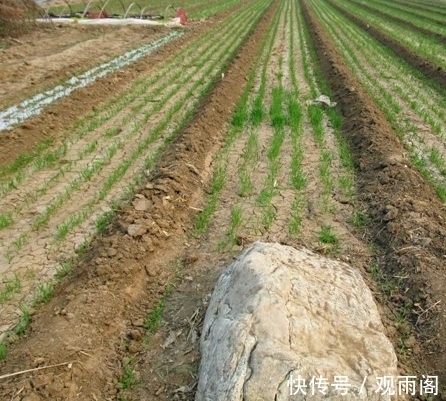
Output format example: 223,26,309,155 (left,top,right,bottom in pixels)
35,17,185,26
0,30,183,131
